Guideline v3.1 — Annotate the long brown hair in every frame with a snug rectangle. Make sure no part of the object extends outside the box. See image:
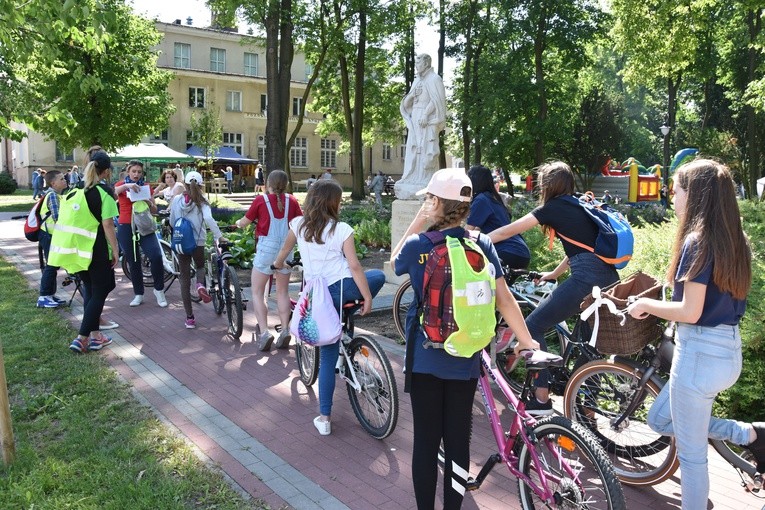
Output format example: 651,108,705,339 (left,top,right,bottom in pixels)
298,179,342,244
428,194,471,231
536,161,575,238
266,169,288,212
185,180,209,208
667,159,751,299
